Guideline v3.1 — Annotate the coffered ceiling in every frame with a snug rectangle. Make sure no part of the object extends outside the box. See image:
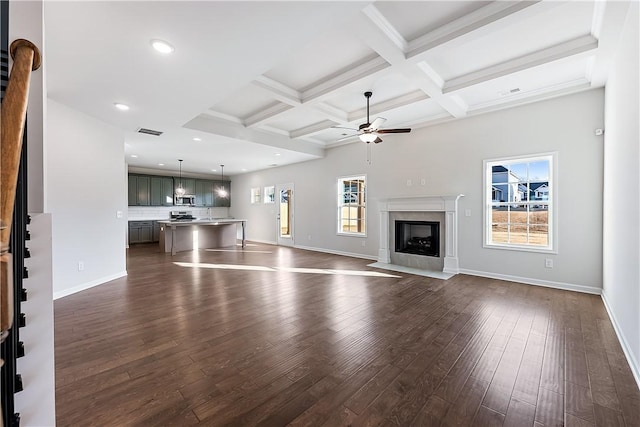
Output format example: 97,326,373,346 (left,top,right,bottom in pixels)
44,1,631,176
